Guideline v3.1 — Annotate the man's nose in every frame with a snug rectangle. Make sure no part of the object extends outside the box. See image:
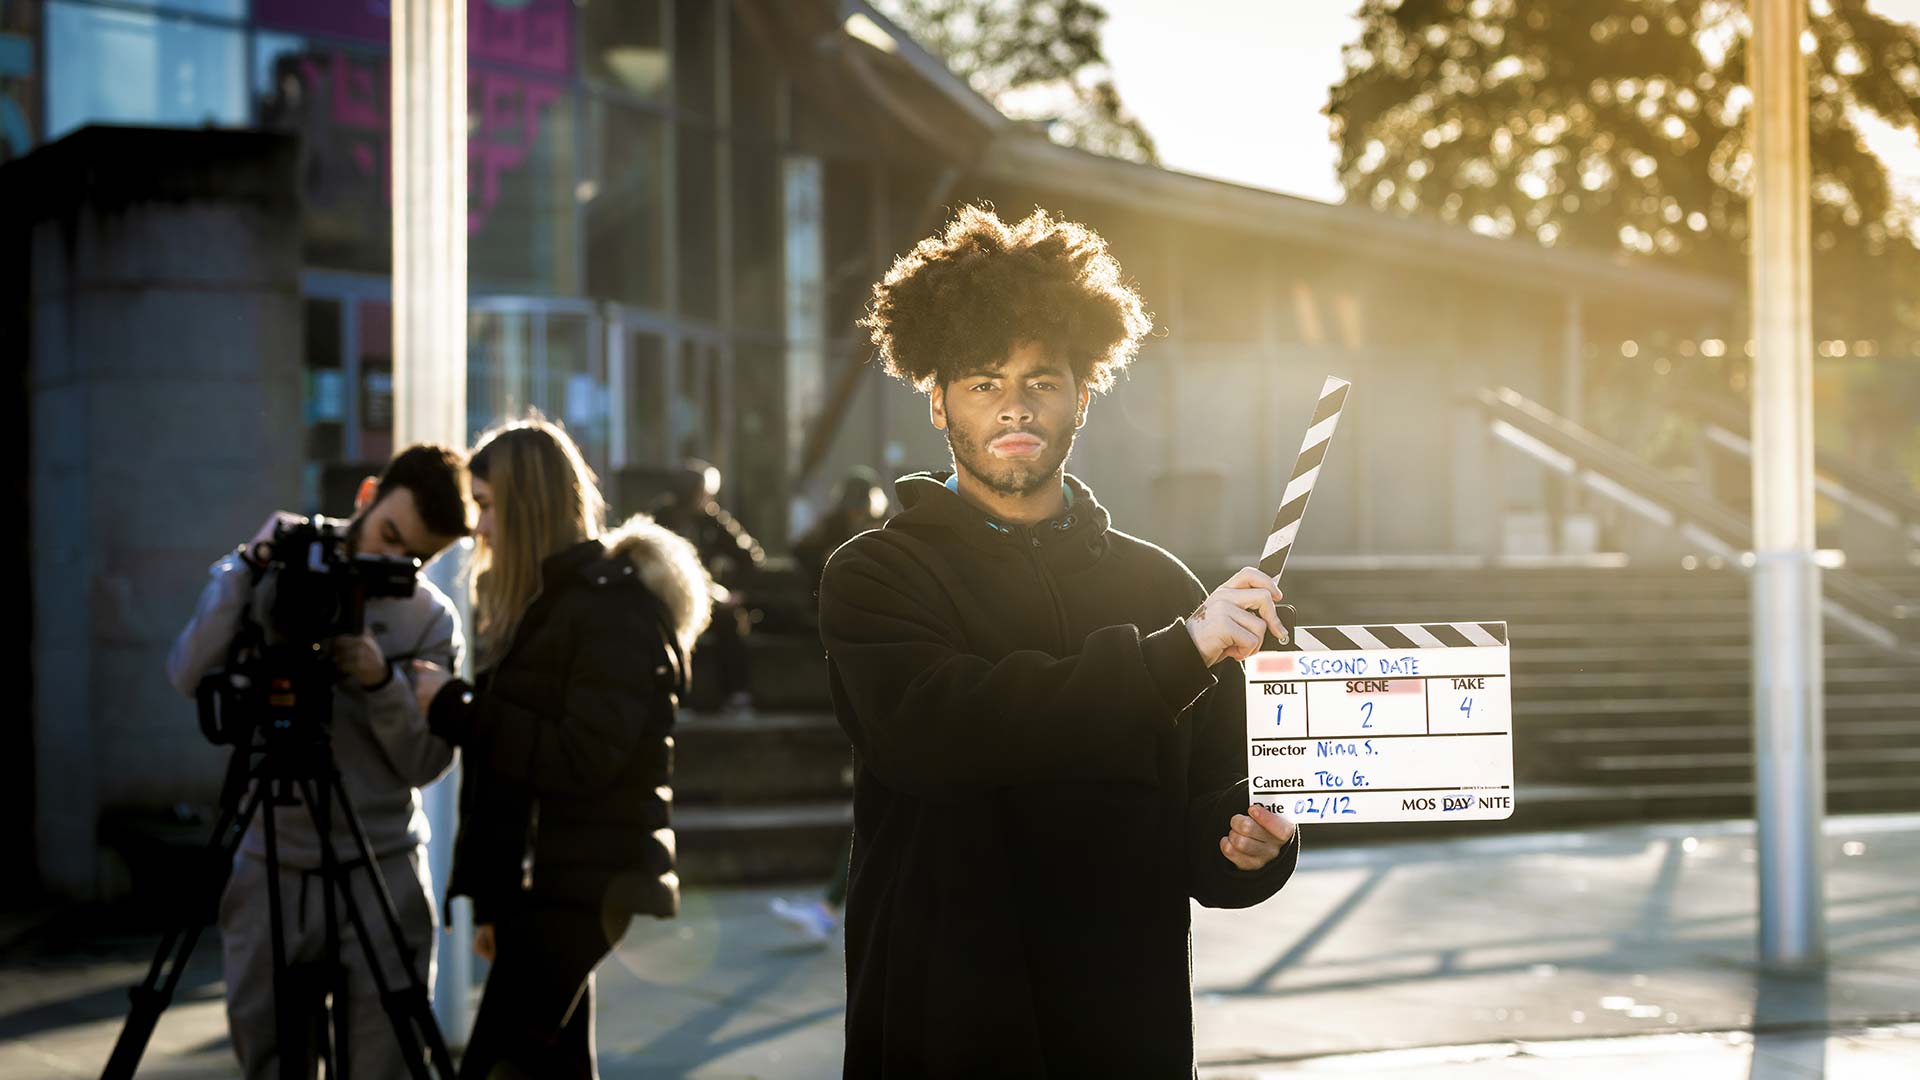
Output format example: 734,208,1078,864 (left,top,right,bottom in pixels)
999,396,1035,425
